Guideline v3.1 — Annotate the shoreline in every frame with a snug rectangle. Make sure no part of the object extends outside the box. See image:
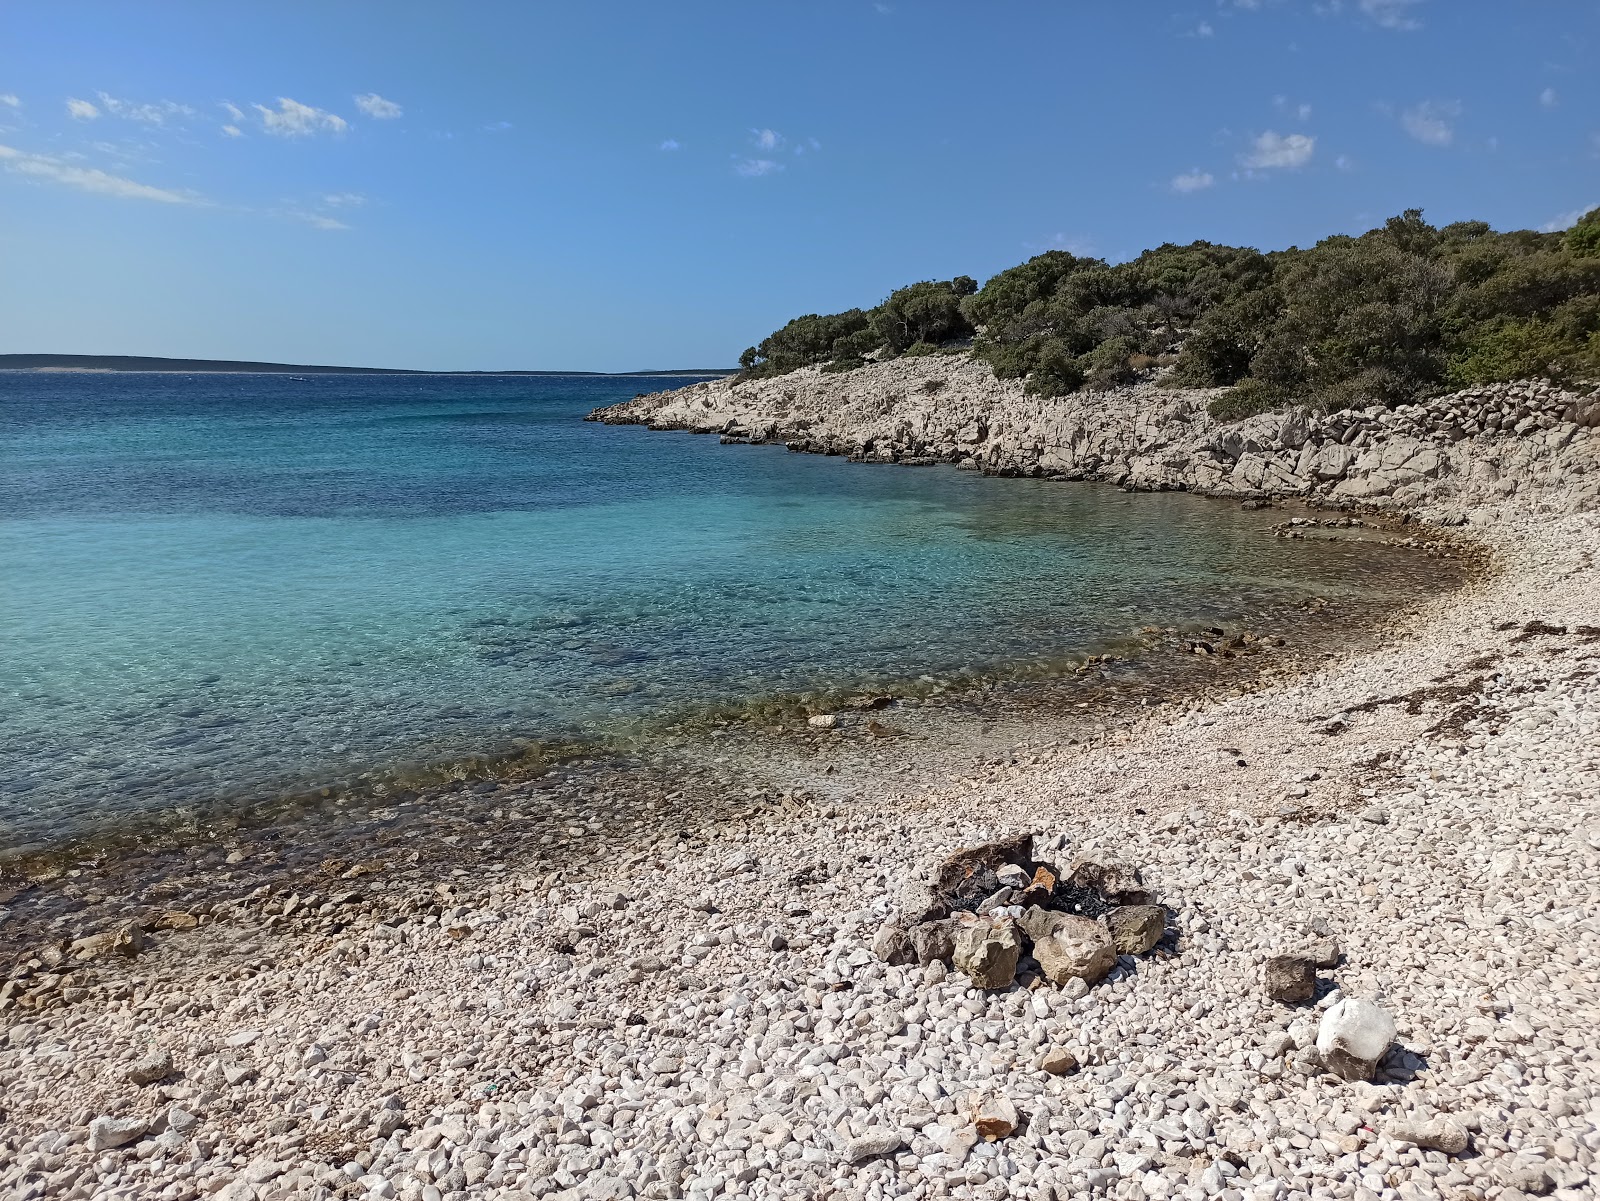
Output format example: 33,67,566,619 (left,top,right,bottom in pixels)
0,504,1469,957
2,372,1597,1201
